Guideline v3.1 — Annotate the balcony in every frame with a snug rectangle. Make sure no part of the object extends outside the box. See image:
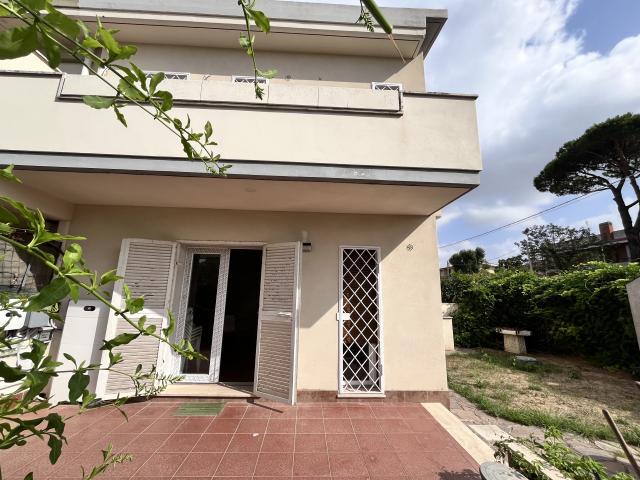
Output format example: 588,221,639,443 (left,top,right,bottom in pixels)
0,72,480,172
0,71,480,218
